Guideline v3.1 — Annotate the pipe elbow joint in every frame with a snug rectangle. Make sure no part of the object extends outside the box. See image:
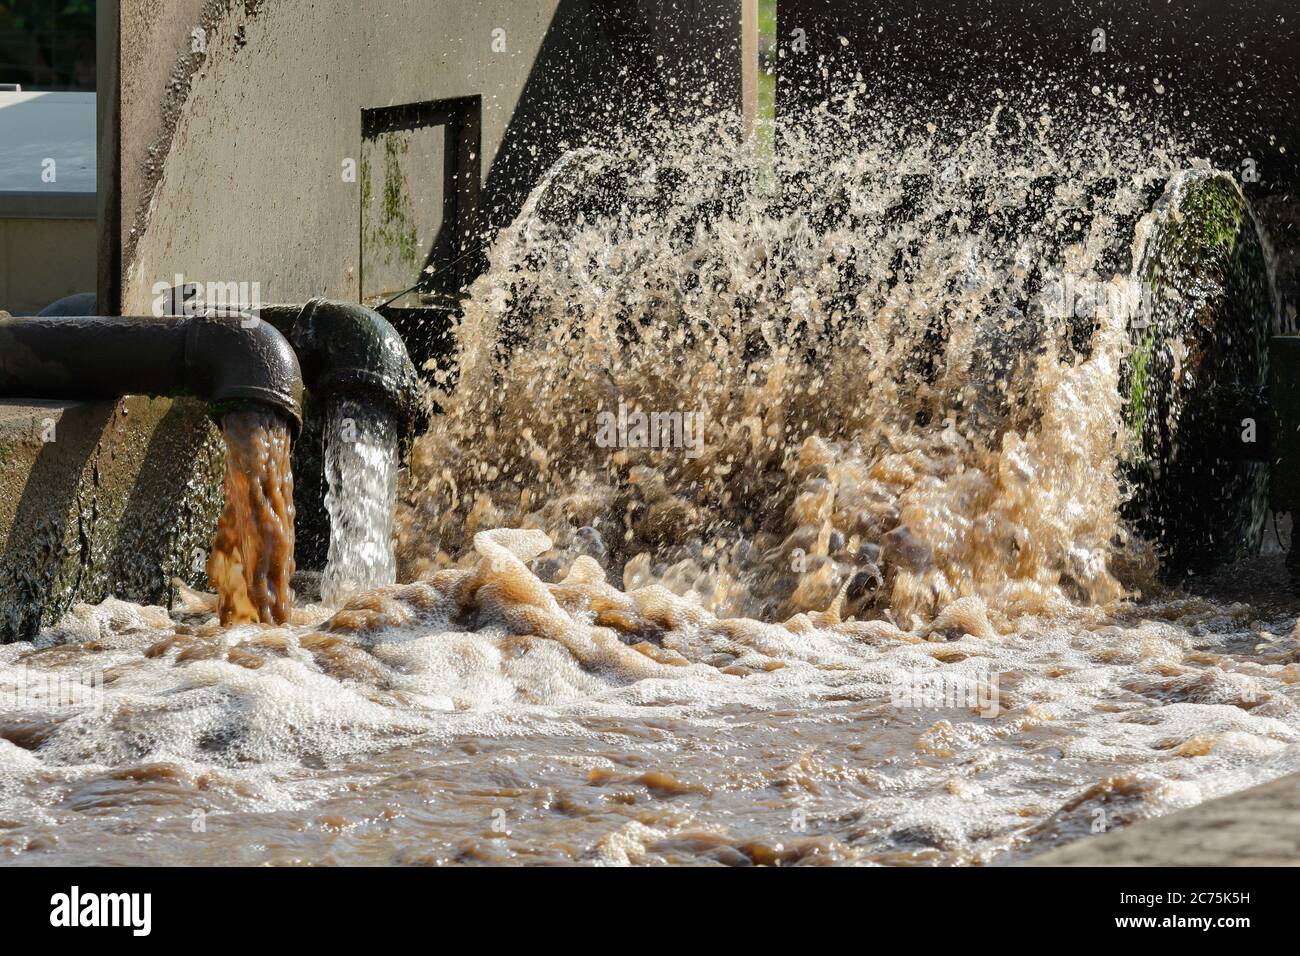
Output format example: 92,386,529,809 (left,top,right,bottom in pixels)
186,314,304,436
286,298,424,451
